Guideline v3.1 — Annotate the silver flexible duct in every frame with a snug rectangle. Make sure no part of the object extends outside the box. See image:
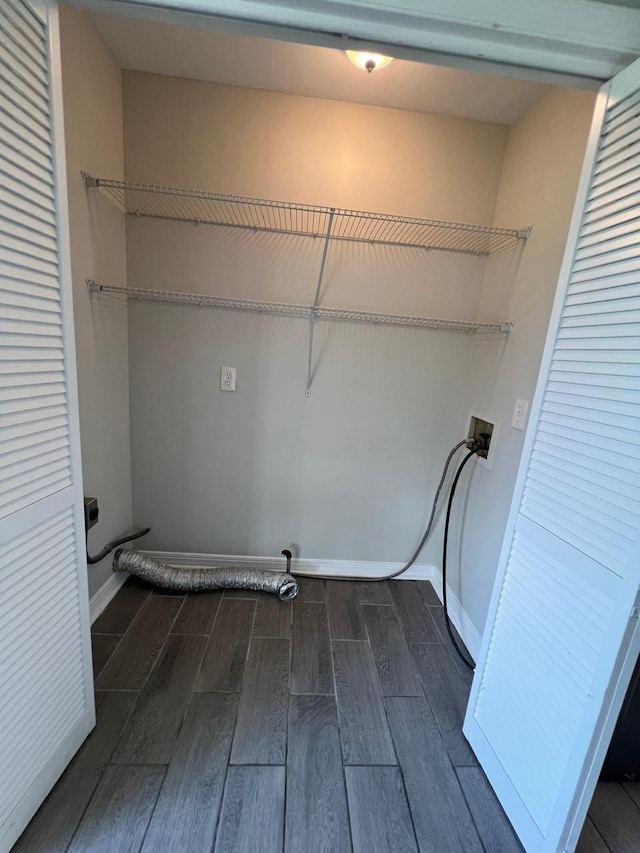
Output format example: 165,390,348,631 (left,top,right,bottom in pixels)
113,549,299,600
